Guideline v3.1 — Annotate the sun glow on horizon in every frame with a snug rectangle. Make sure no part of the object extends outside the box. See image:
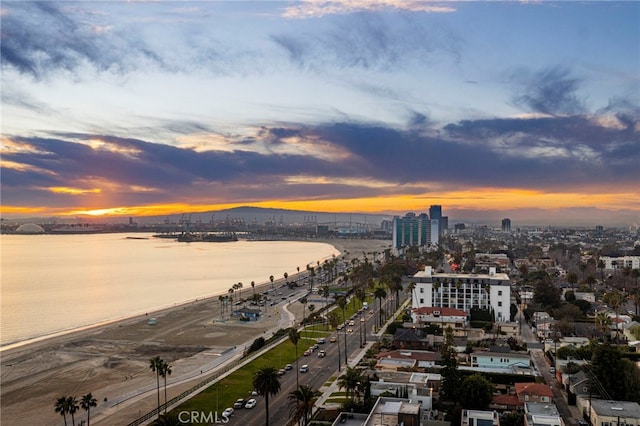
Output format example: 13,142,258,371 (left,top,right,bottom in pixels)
5,186,630,220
